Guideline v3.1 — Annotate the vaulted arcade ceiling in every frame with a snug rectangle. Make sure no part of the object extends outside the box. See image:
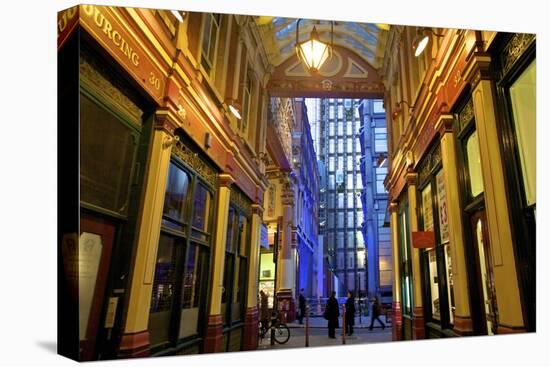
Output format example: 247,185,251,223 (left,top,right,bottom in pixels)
255,17,390,98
